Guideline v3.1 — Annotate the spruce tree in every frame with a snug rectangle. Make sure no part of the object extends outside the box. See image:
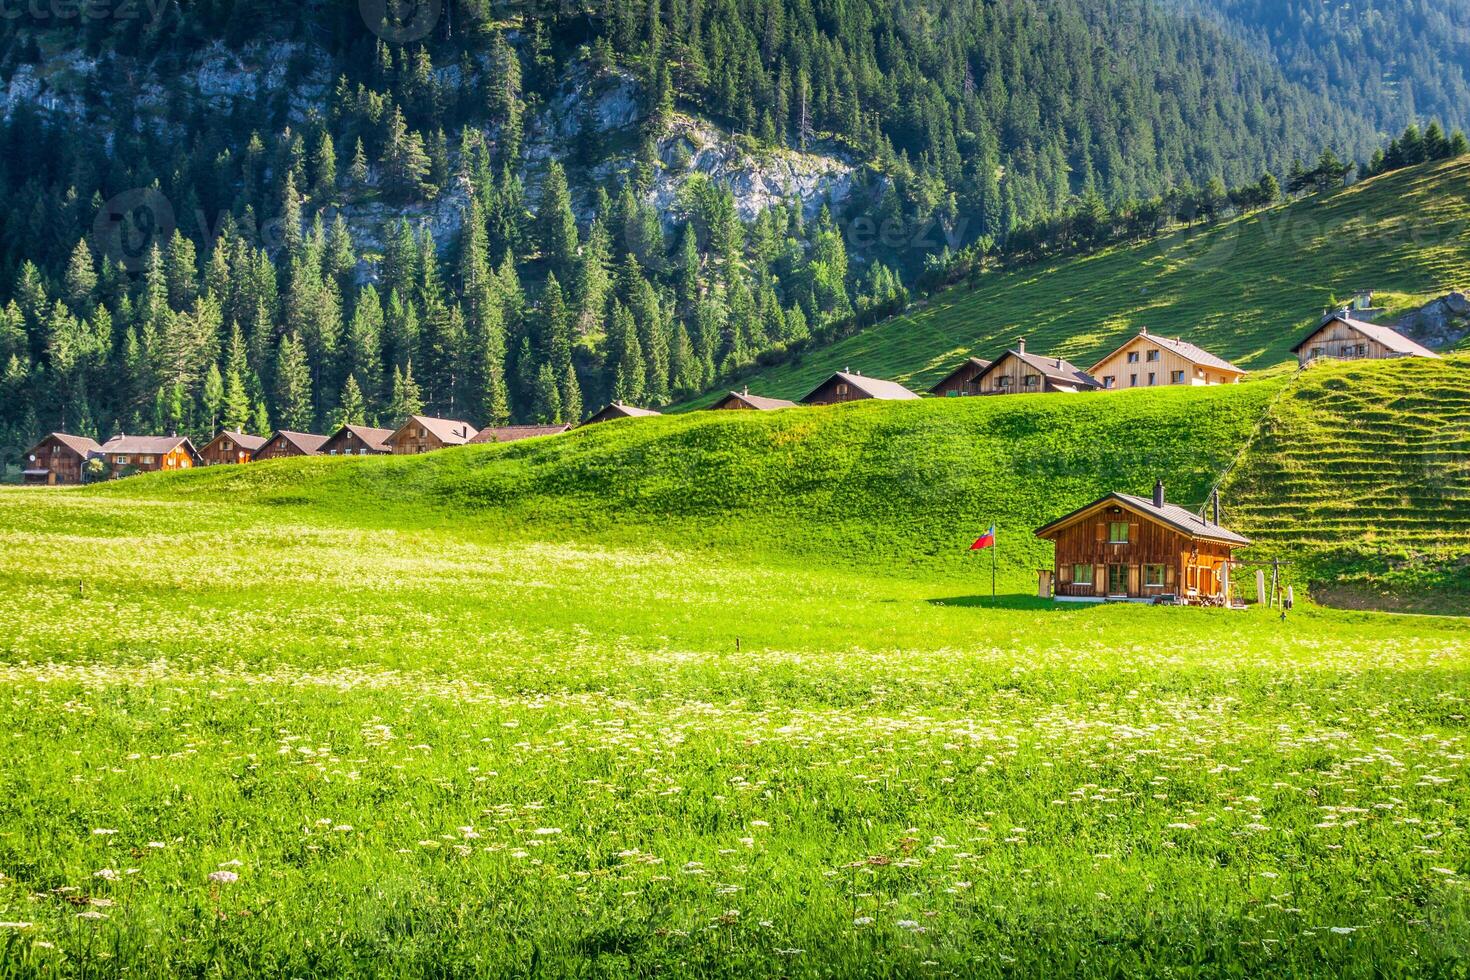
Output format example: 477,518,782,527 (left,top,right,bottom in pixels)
274,333,314,431
531,361,562,424
334,374,367,428
538,162,579,283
